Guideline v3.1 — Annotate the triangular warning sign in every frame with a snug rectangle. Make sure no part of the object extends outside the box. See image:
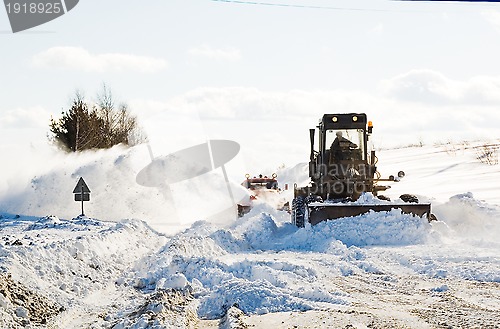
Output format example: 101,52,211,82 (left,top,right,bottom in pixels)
73,177,91,193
